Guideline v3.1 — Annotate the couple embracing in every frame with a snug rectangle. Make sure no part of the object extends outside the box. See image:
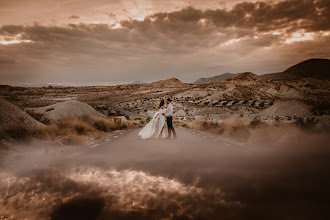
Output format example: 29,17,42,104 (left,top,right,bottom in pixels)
138,98,177,139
